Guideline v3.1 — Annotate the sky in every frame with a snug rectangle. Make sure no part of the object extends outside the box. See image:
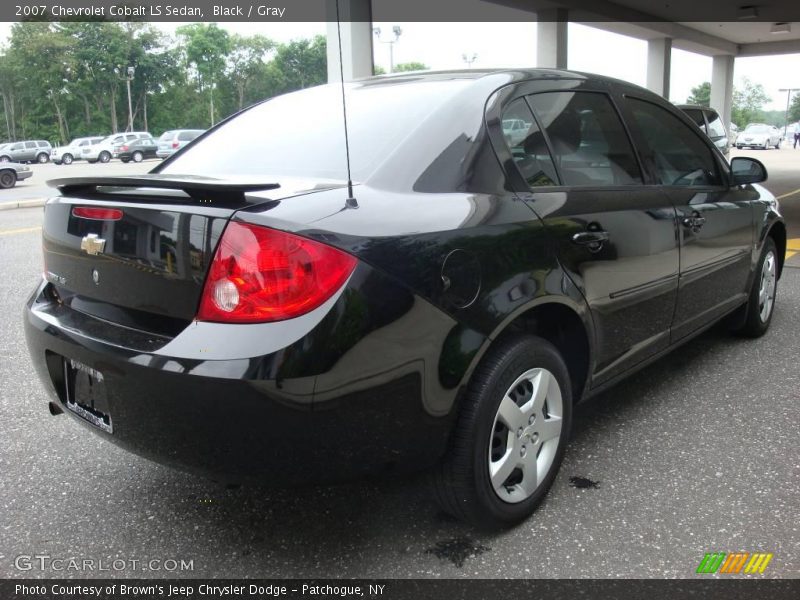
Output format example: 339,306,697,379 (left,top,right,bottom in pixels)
0,20,796,111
